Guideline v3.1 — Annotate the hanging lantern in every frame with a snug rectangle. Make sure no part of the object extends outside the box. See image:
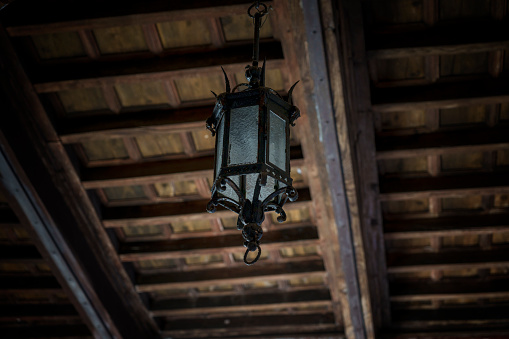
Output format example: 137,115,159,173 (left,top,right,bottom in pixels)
206,1,300,265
